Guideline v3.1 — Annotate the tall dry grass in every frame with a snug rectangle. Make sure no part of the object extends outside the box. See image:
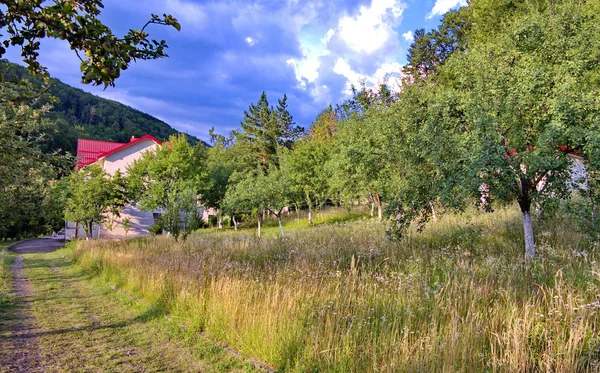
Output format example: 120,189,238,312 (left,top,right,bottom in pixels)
73,206,600,372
